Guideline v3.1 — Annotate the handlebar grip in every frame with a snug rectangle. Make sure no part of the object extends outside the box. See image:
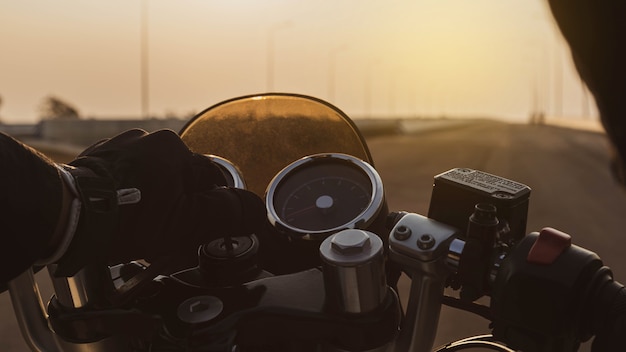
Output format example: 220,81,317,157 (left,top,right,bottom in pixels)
490,231,604,352
587,270,626,351
491,230,626,352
